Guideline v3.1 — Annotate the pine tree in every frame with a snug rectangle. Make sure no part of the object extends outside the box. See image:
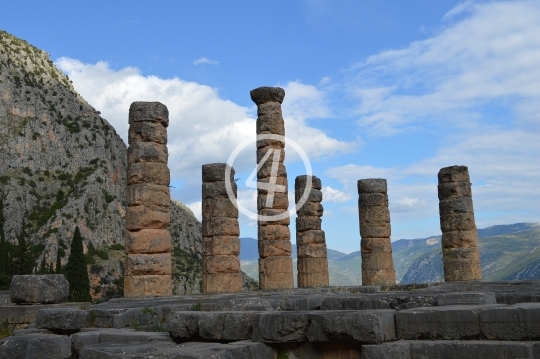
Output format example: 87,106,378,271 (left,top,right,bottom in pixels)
0,197,6,275
65,226,91,302
56,250,62,274
12,226,35,275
